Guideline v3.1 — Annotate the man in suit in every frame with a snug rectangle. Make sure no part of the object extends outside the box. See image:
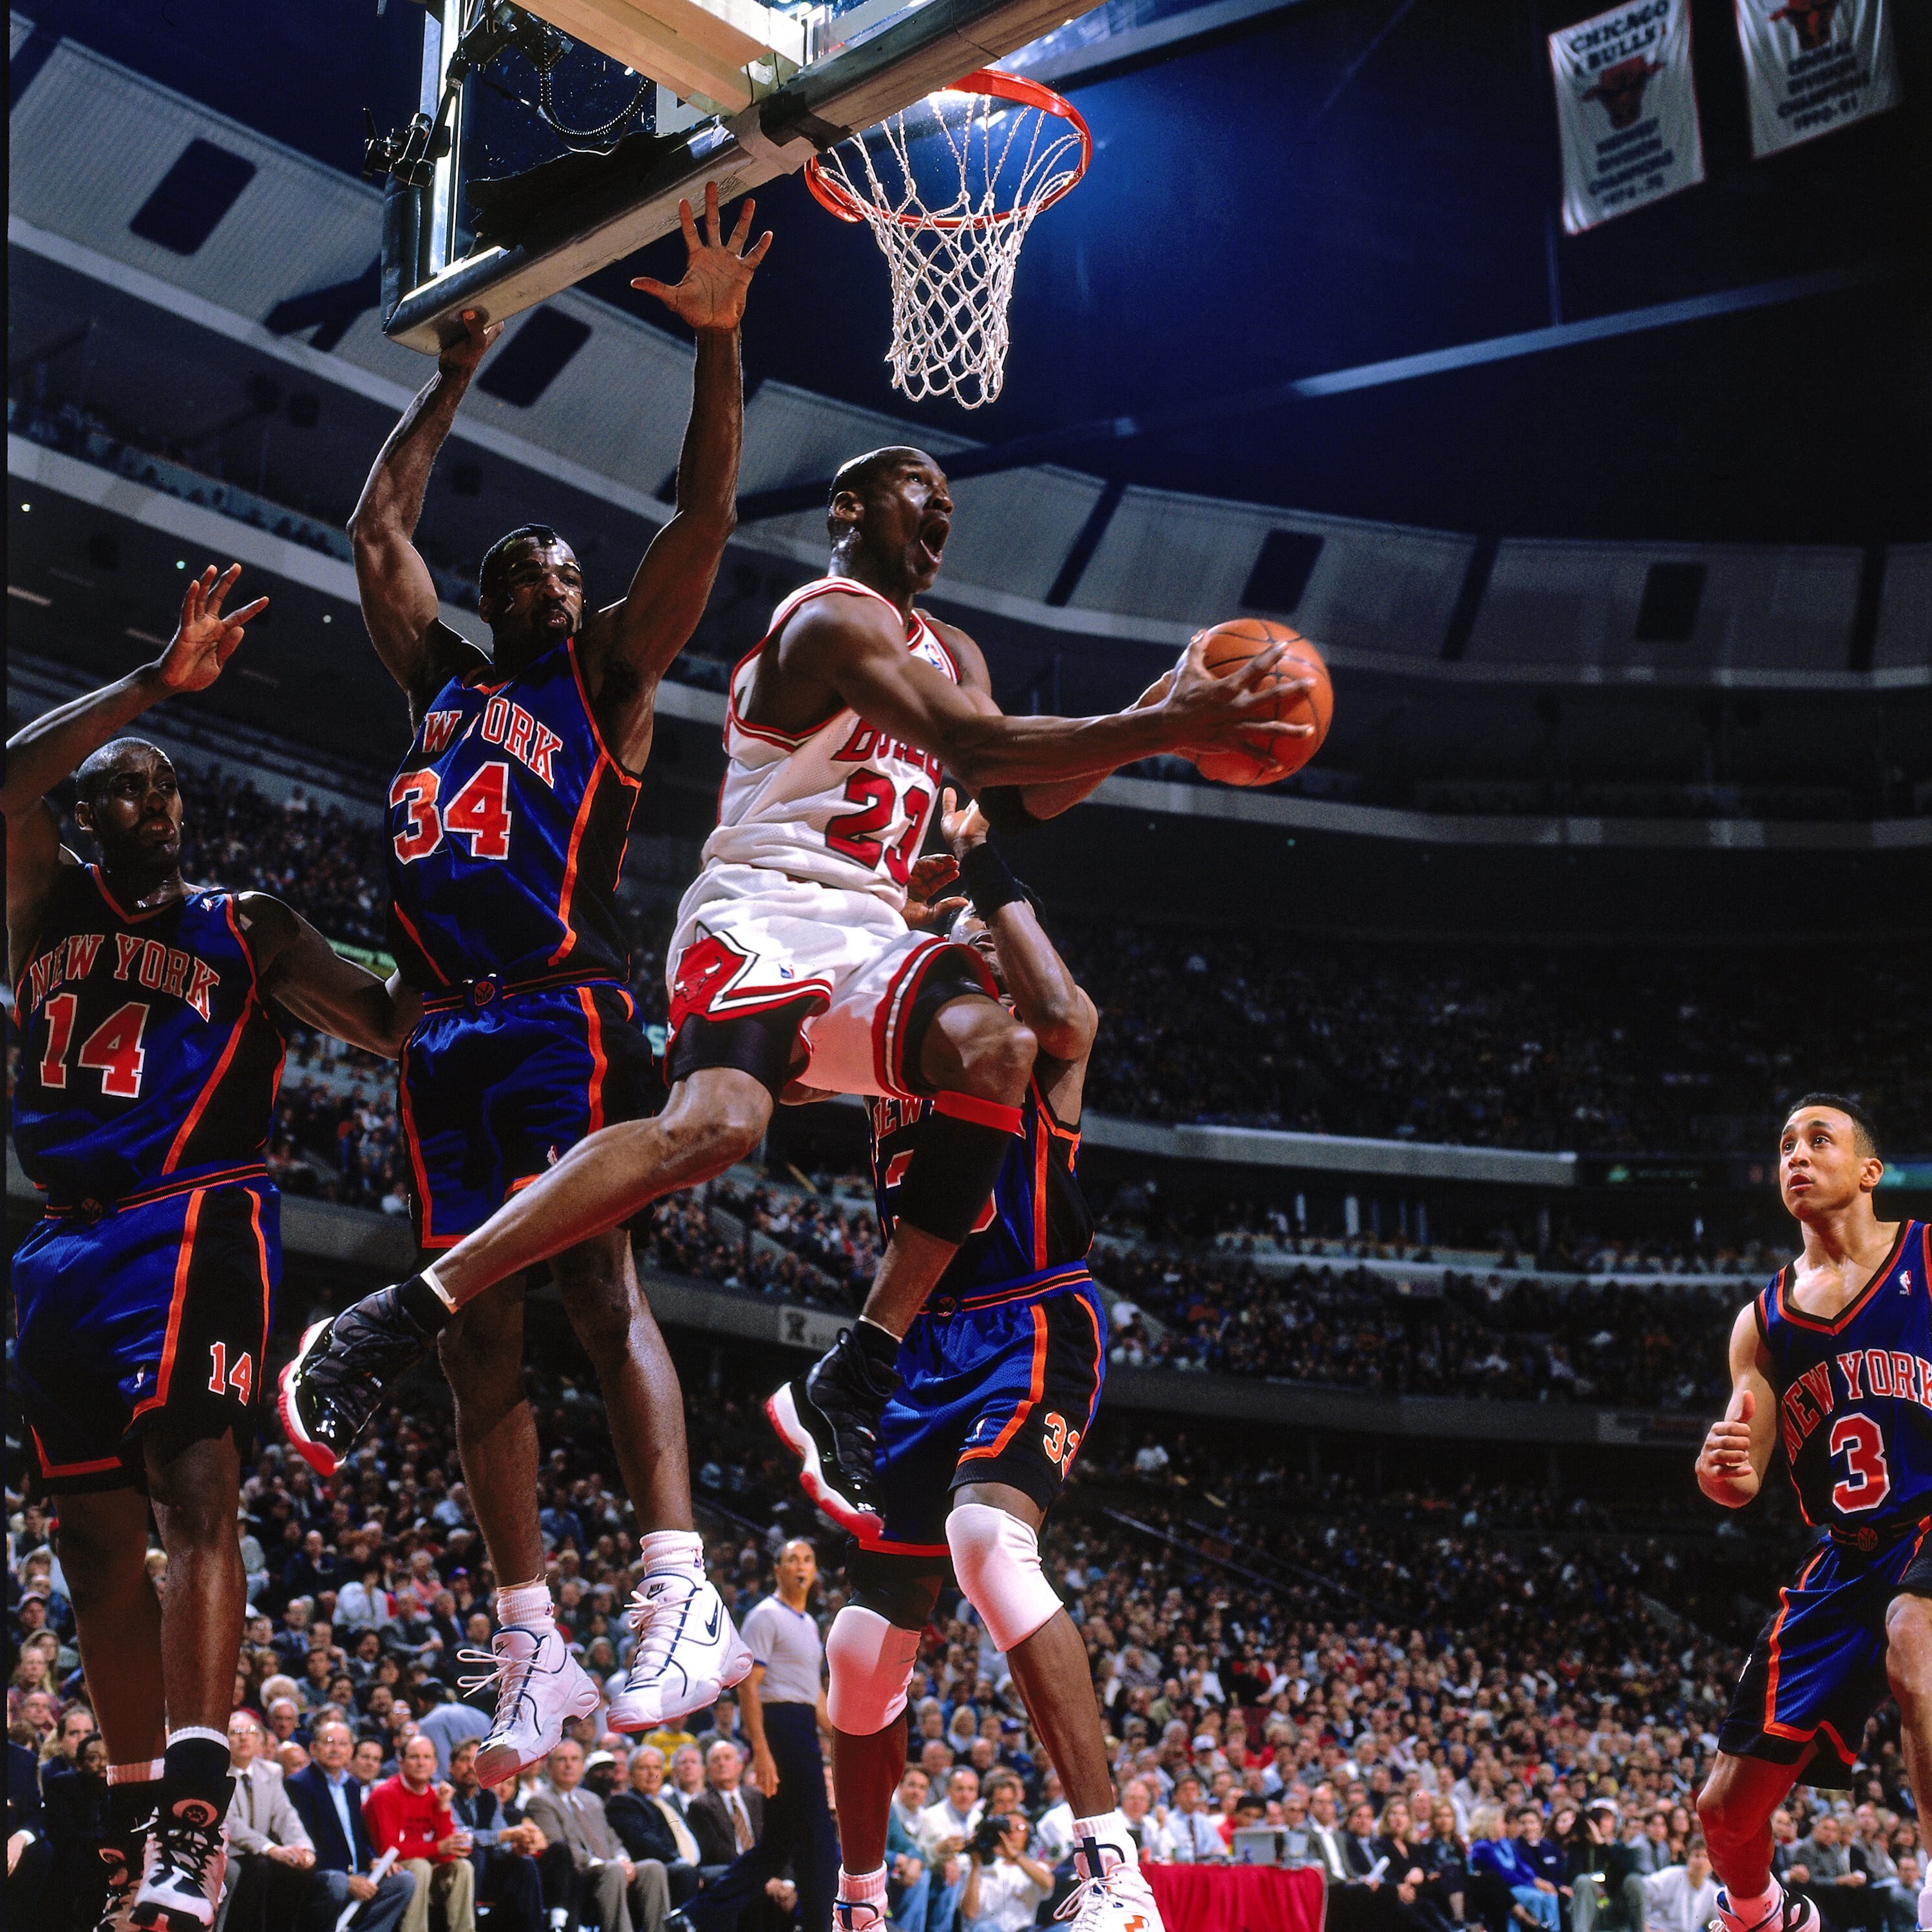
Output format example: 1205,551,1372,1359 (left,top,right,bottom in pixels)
687,1737,766,1866
1792,1813,1880,1932
285,1718,417,1932
1165,1774,1226,1864
6,1737,53,1924
1307,1786,1383,1932
608,1745,705,1905
523,1737,672,1932
448,1738,554,1932
225,1712,327,1929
